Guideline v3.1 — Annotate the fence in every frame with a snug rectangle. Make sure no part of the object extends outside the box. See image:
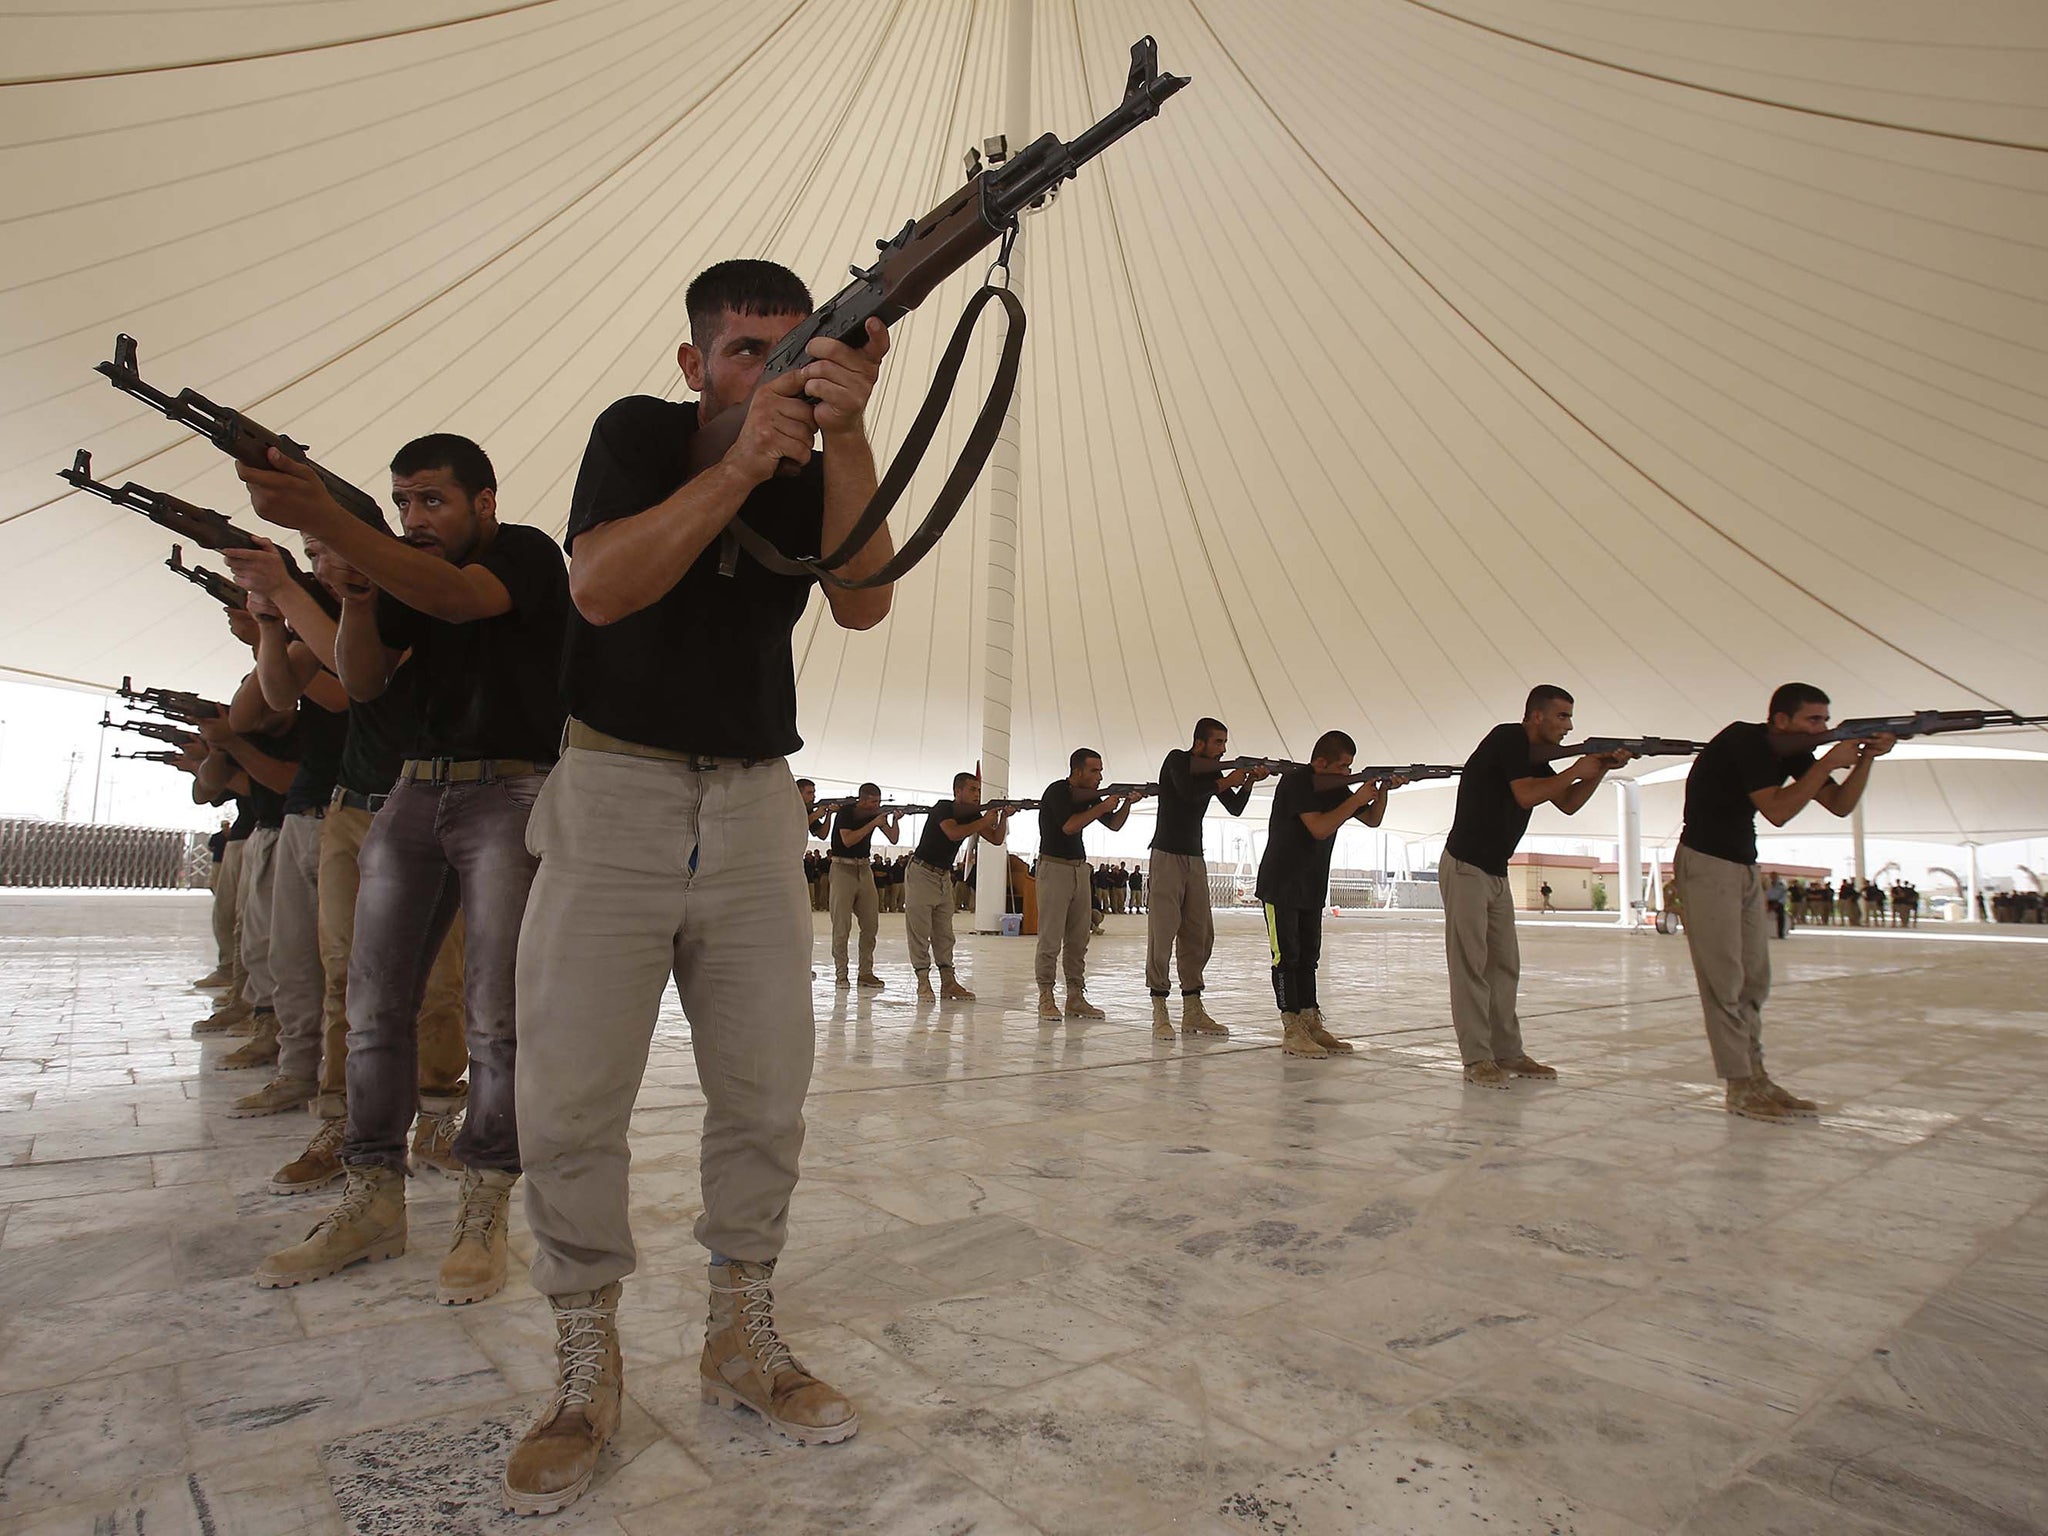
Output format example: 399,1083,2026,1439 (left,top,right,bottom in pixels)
0,818,209,890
